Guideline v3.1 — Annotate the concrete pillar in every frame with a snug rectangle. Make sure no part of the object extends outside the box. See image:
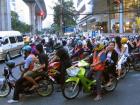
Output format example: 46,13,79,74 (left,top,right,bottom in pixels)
37,16,42,31
107,0,111,33
0,0,11,31
27,3,36,34
119,0,124,33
